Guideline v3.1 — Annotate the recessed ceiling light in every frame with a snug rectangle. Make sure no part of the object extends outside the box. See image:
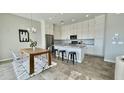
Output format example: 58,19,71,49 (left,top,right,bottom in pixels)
49,17,52,20
60,13,64,15
116,13,120,14
85,15,89,17
72,19,75,22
